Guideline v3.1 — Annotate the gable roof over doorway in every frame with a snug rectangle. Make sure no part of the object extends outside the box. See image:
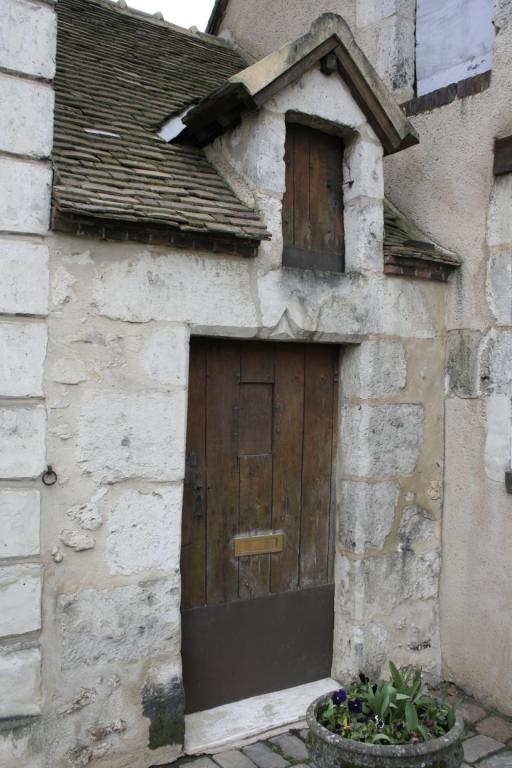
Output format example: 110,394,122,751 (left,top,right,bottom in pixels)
183,14,419,154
